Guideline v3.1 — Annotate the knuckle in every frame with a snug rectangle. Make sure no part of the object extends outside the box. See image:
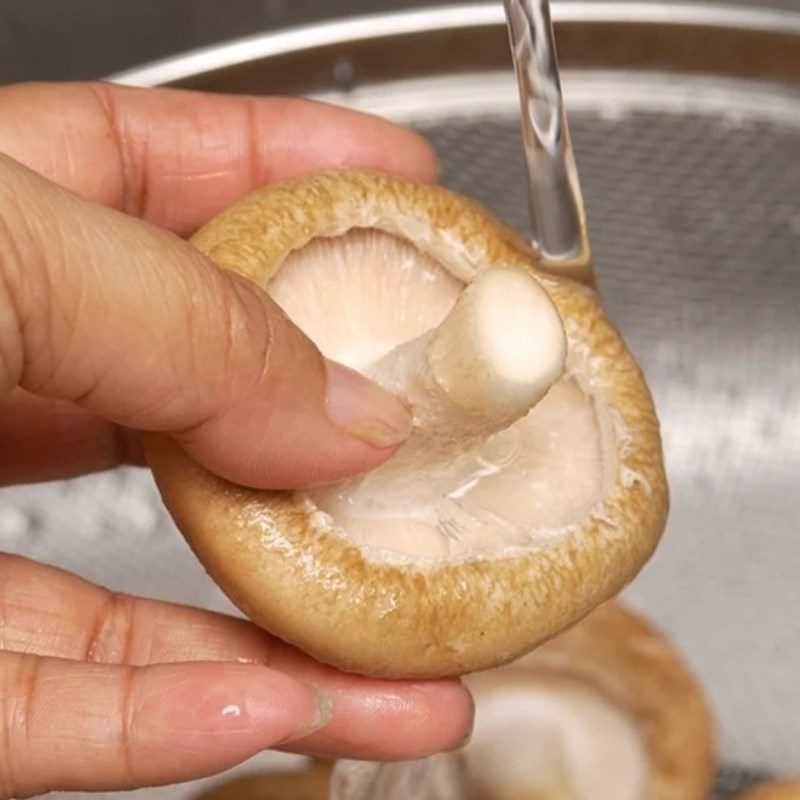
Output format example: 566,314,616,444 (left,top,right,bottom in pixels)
86,82,144,218
176,271,281,439
0,655,39,799
227,274,282,391
117,666,138,786
84,593,135,665
242,96,269,187
0,171,31,396
0,156,77,399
